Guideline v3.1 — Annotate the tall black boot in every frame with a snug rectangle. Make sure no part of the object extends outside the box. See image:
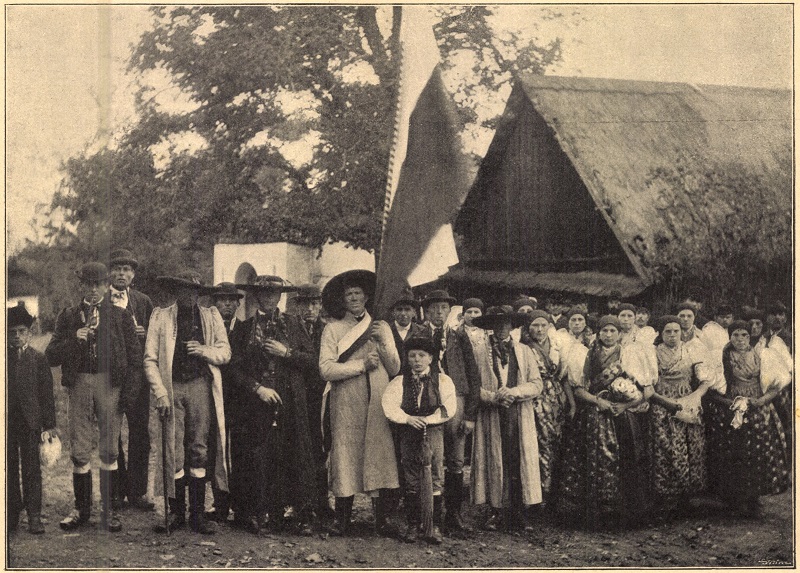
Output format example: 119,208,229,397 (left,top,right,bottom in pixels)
374,491,400,537
401,494,419,543
60,472,92,531
444,471,472,534
99,469,122,532
188,476,216,534
330,496,353,536
155,476,186,532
